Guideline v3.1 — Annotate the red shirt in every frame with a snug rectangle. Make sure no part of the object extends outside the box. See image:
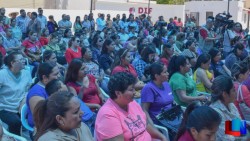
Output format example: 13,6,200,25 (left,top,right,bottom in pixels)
160,58,169,67
21,39,42,55
65,46,82,63
111,64,138,78
178,131,195,141
67,74,101,106
39,37,49,46
0,45,6,57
